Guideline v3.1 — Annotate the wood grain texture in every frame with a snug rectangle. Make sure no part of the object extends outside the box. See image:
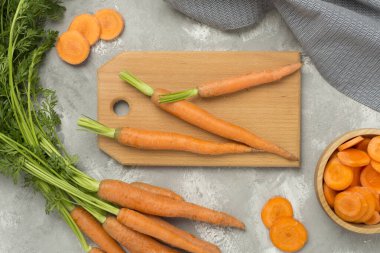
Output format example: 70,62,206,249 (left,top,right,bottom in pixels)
98,51,301,167
315,128,380,234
